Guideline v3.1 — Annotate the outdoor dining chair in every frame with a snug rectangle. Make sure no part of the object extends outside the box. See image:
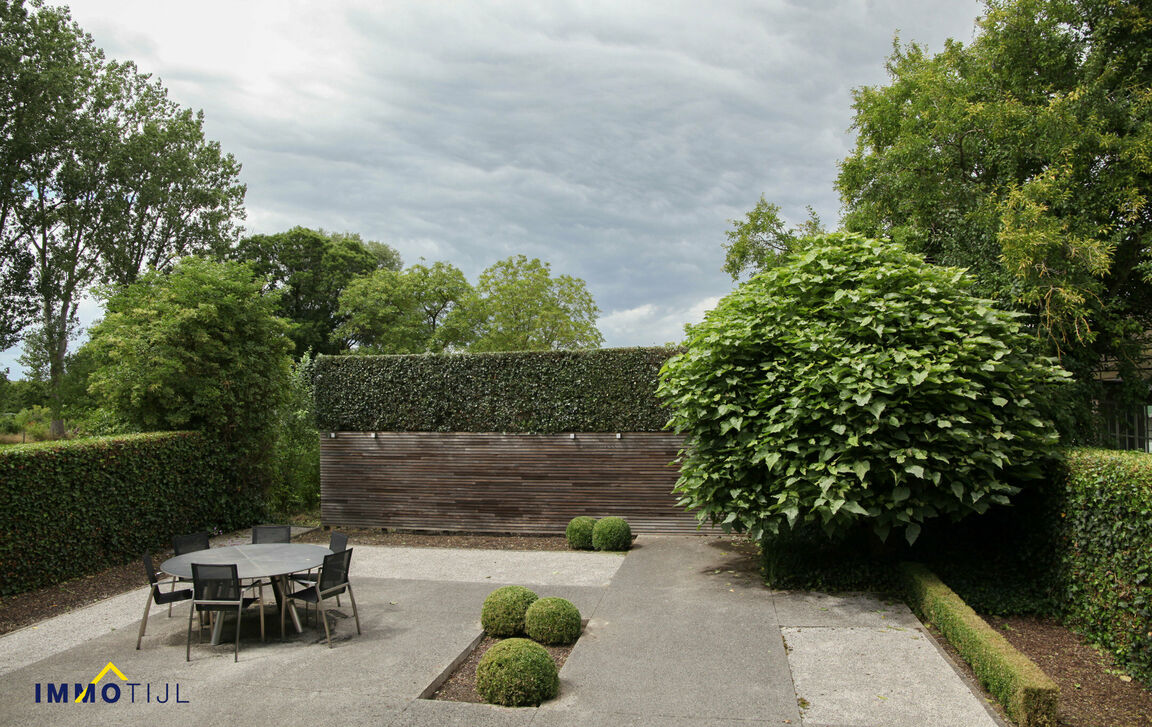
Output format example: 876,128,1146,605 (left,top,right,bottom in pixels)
291,531,349,607
187,563,265,662
281,548,360,648
137,553,193,649
168,531,210,616
251,524,291,543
